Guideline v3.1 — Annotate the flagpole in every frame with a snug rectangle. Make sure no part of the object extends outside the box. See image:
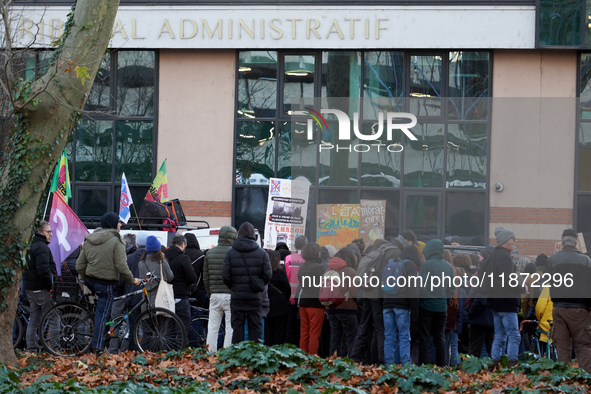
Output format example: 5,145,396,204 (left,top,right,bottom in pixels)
132,203,142,230
42,193,52,220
